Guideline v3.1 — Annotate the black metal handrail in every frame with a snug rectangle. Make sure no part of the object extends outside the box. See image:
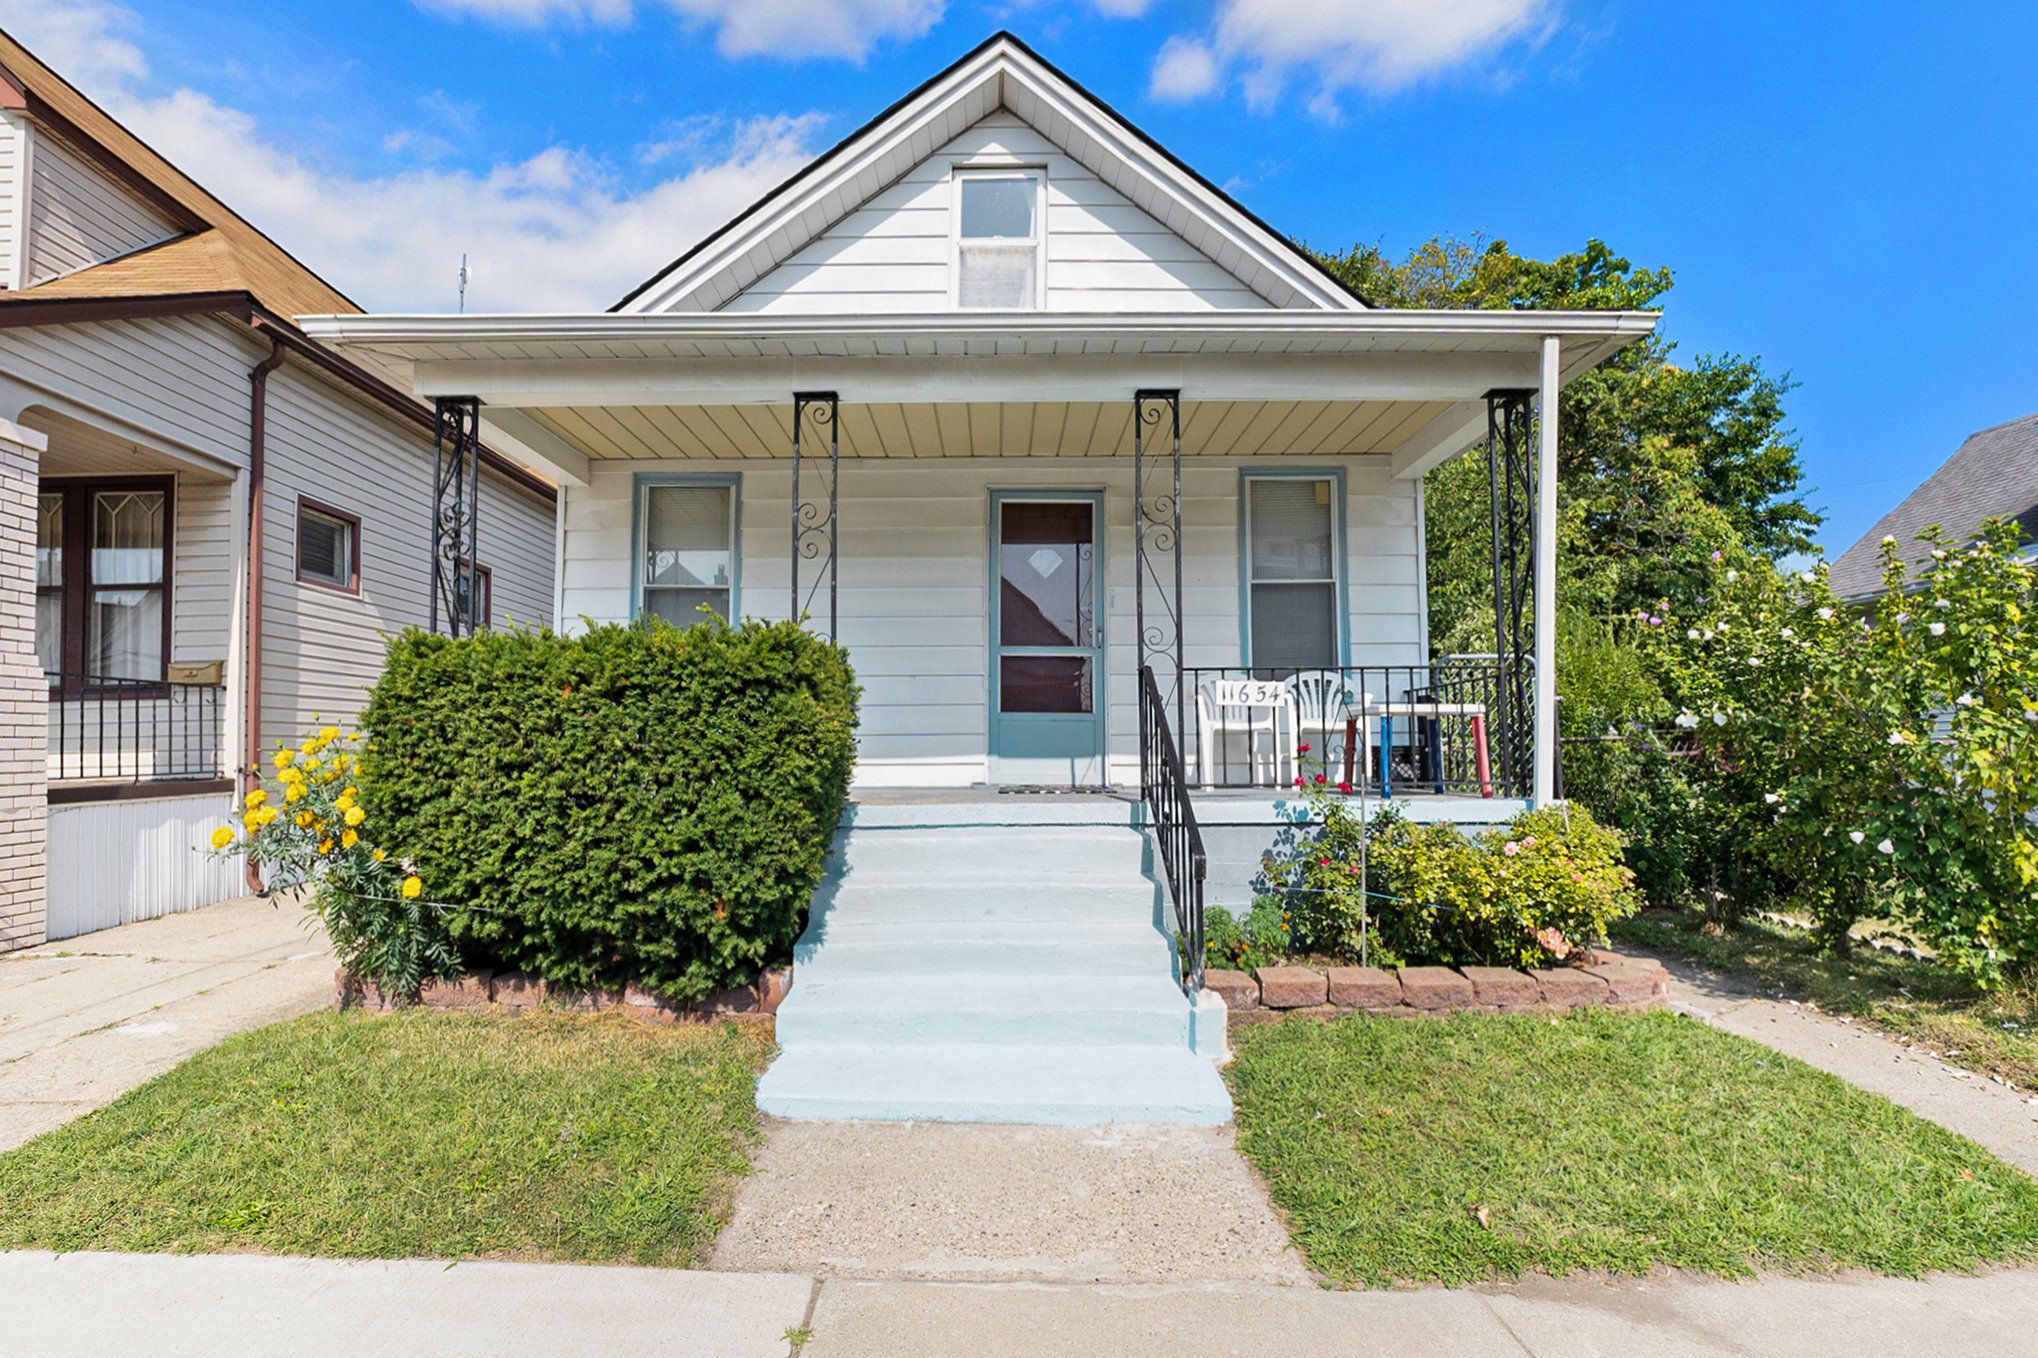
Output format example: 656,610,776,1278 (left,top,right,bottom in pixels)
1180,659,1530,798
46,672,226,784
1139,664,1208,993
